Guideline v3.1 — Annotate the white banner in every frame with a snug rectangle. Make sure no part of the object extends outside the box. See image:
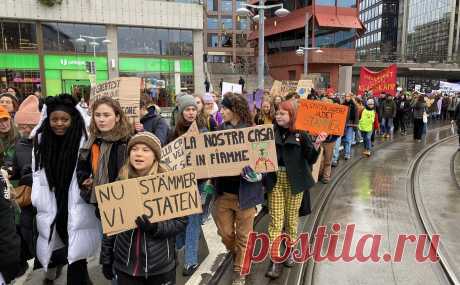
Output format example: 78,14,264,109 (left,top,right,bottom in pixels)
439,81,460,92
